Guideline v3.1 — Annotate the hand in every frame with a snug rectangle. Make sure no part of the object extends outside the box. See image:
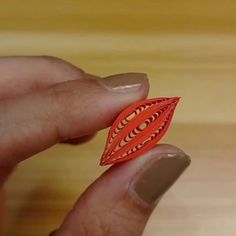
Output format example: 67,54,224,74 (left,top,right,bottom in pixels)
0,56,190,236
